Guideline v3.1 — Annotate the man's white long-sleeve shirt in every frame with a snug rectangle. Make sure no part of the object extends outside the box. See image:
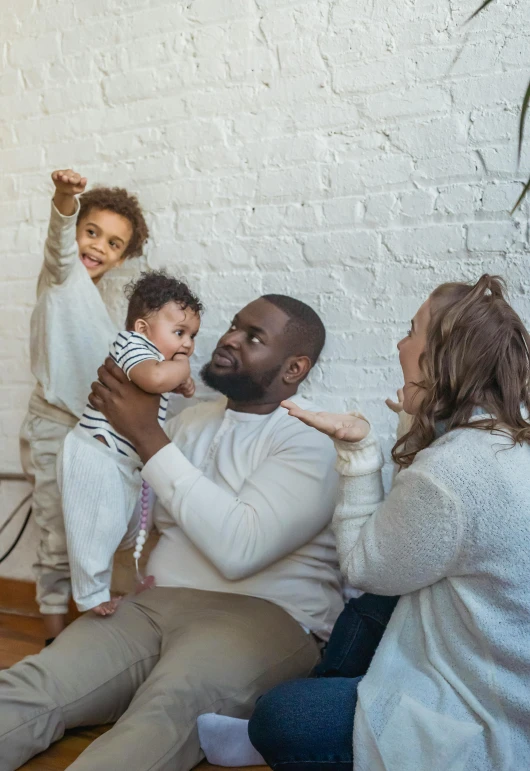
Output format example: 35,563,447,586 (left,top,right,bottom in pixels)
143,396,343,639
